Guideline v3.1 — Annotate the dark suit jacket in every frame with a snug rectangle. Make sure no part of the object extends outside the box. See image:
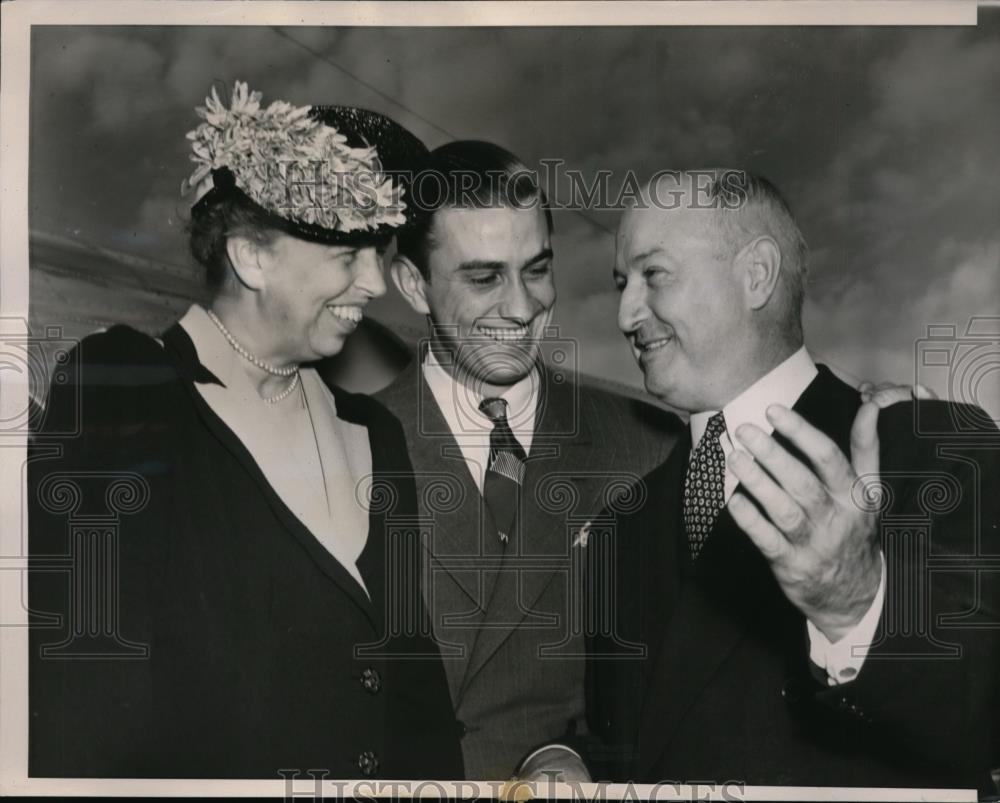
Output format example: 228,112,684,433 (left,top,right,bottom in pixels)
28,324,463,779
375,357,682,779
588,366,1000,793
